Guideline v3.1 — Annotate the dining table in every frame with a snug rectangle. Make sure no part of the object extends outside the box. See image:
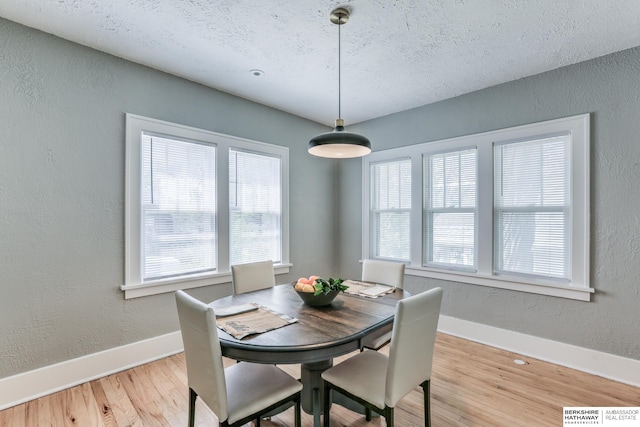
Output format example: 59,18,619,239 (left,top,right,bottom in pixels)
208,282,410,427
